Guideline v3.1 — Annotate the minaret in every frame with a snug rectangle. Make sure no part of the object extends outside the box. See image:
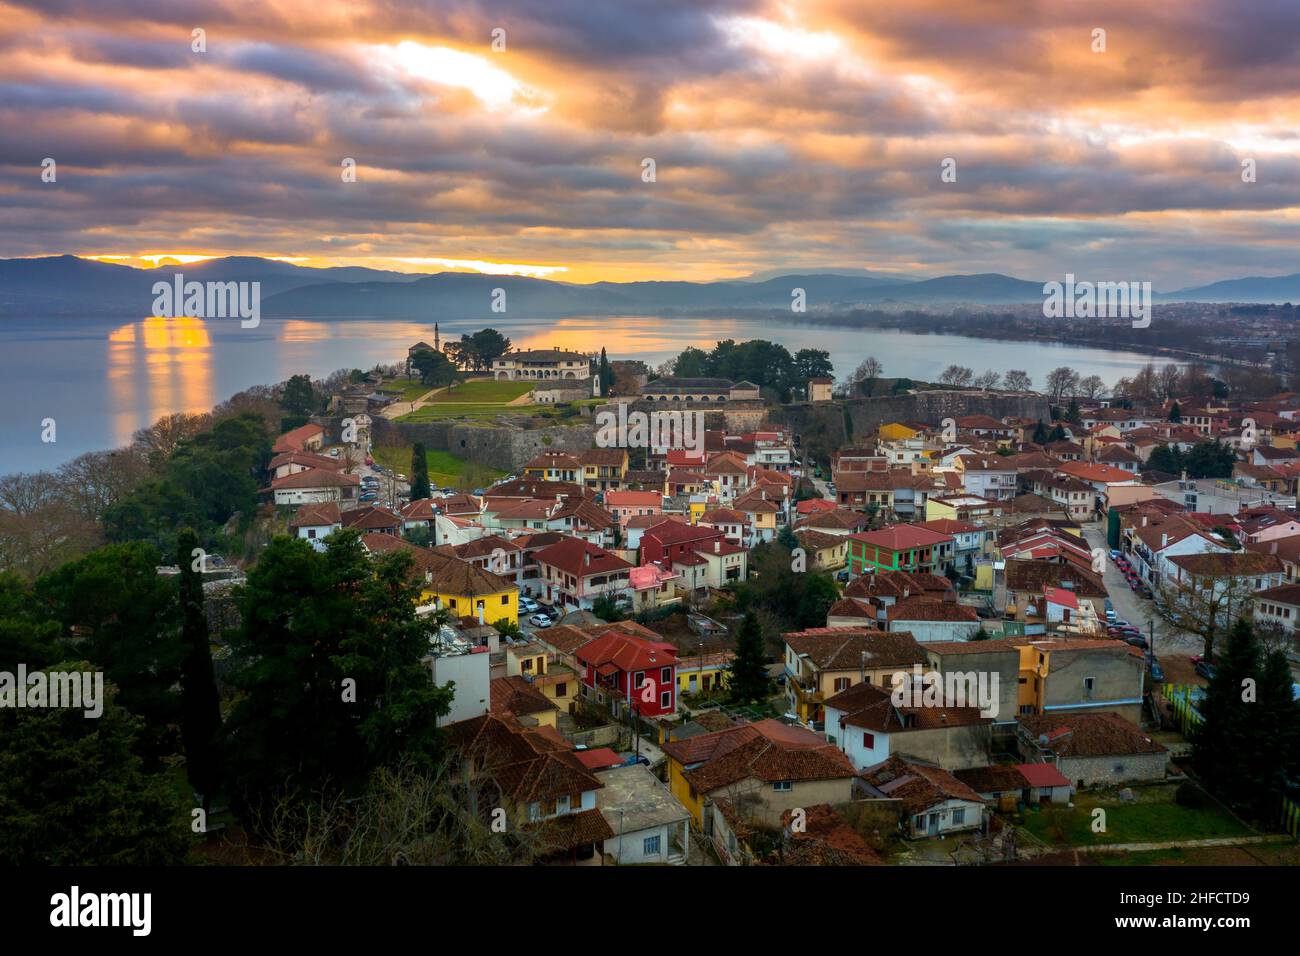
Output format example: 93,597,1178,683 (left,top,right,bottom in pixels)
434,322,440,352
